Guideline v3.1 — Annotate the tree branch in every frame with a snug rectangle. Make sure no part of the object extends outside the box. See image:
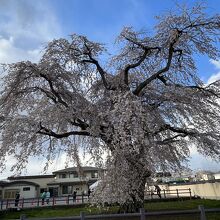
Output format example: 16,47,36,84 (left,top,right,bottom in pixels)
38,73,69,108
81,43,109,90
156,134,187,145
122,35,161,85
154,124,196,136
133,44,174,96
123,49,149,85
82,58,109,89
38,123,90,138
